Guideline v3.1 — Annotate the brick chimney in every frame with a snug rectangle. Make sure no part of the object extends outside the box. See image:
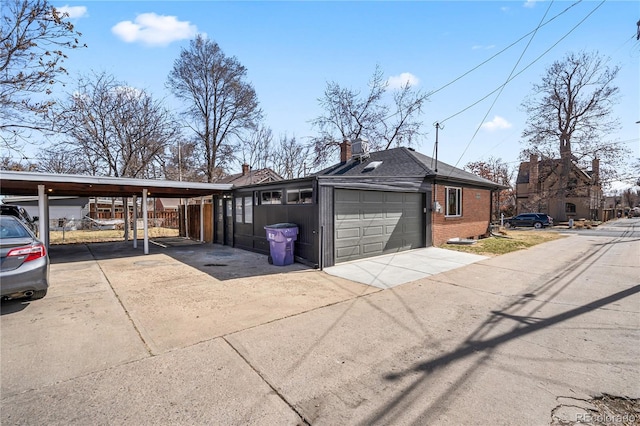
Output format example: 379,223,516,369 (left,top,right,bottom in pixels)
241,163,250,176
339,139,352,162
591,158,599,184
529,154,538,193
